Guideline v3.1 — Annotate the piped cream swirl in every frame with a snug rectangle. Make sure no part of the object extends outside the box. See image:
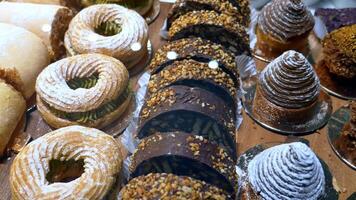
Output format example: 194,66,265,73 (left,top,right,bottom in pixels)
259,50,320,109
248,142,325,200
258,0,314,42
